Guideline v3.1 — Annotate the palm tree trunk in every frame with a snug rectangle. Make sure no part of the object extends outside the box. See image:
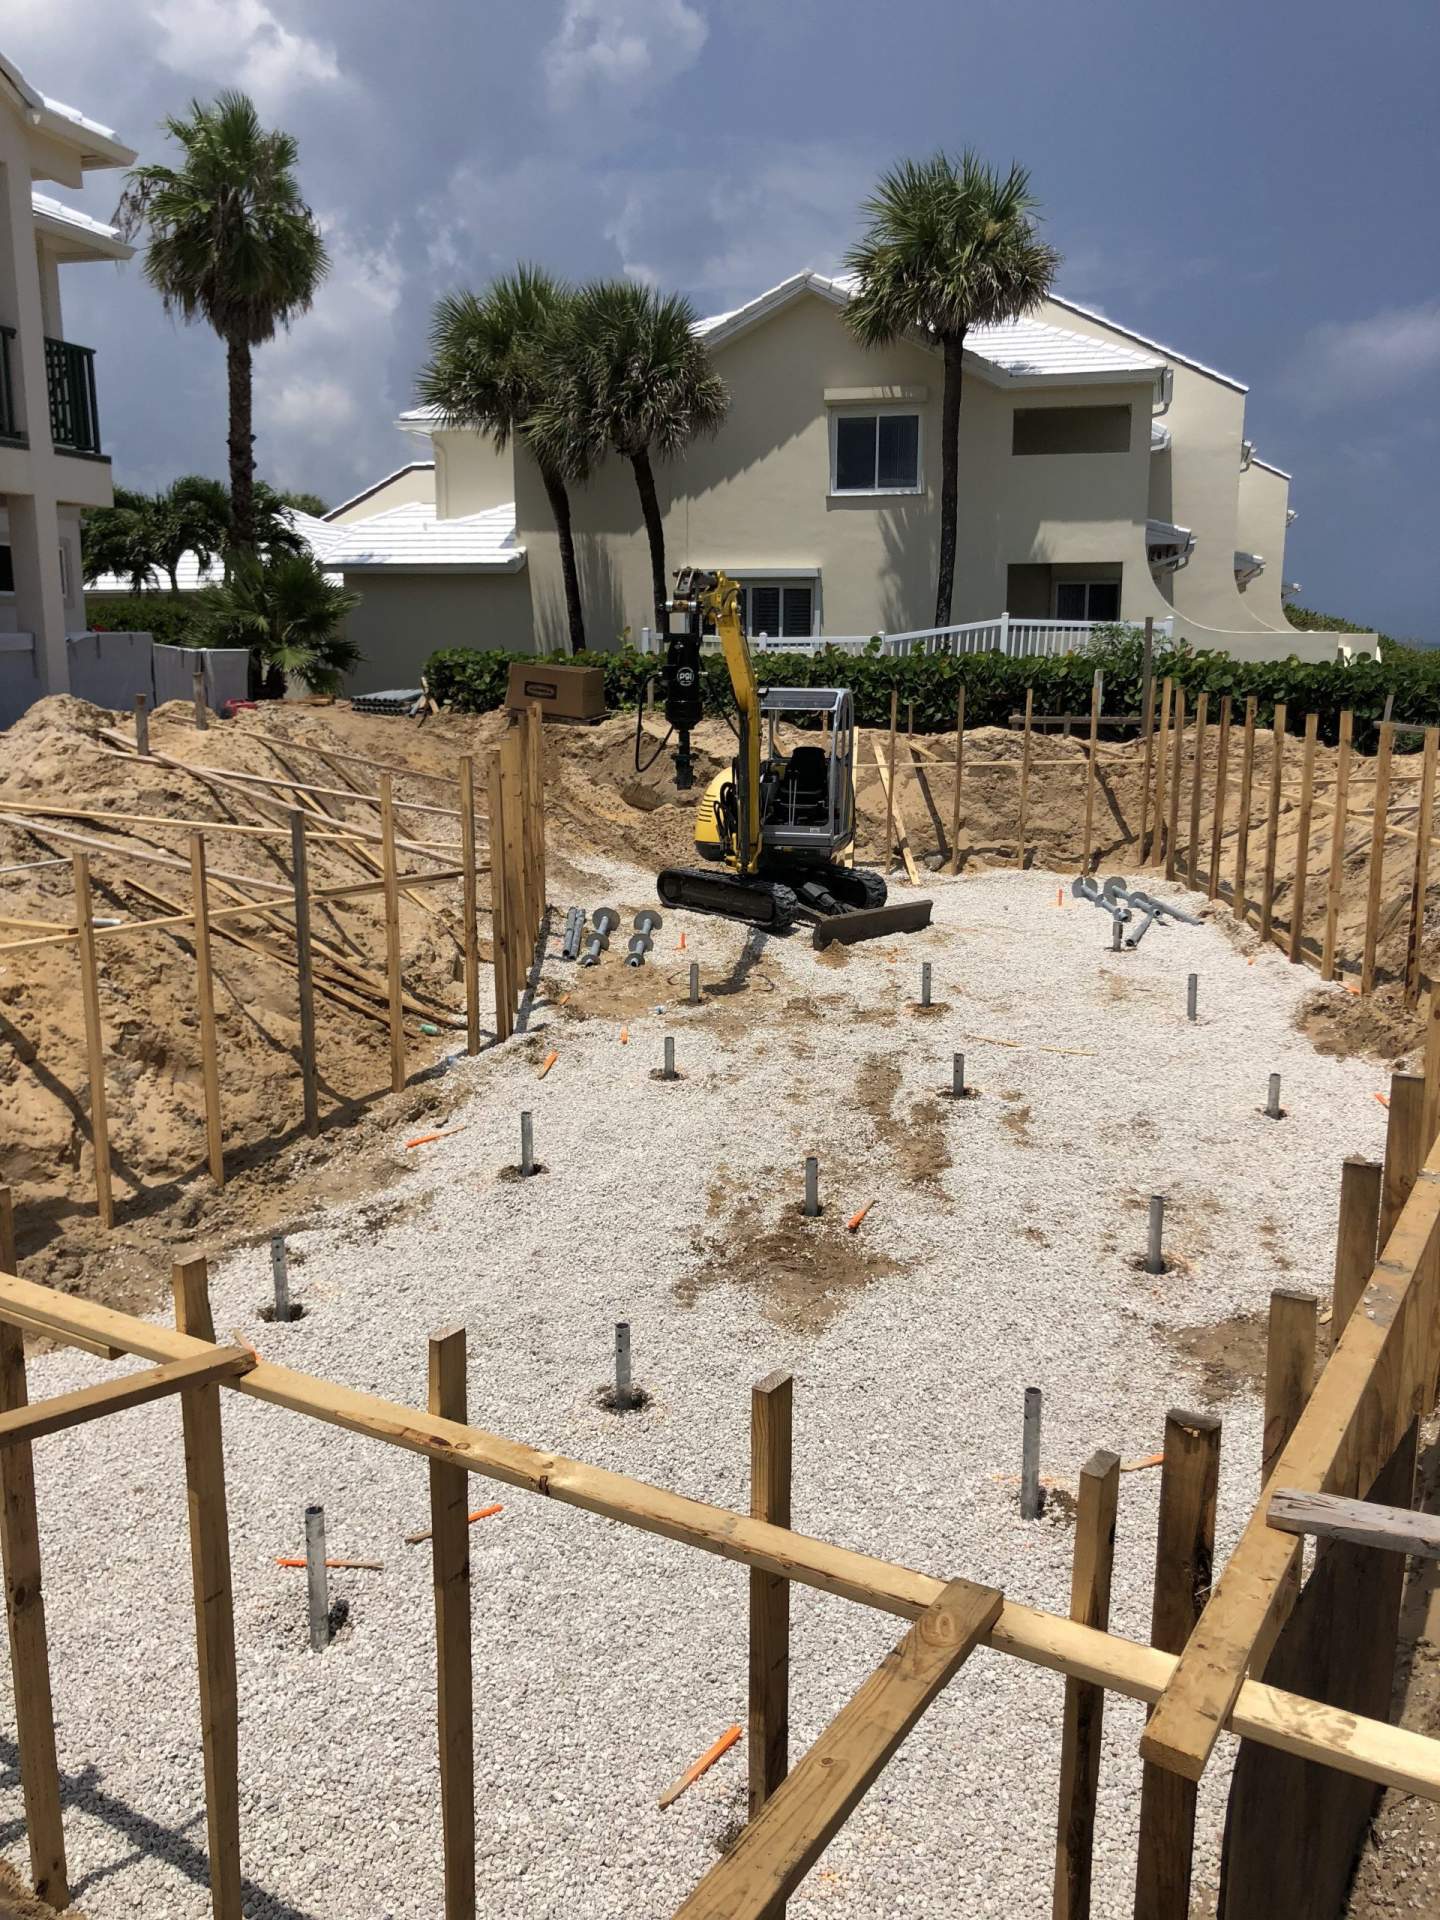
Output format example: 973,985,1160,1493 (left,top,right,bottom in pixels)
540,463,586,654
934,330,966,628
629,446,668,635
226,335,256,557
